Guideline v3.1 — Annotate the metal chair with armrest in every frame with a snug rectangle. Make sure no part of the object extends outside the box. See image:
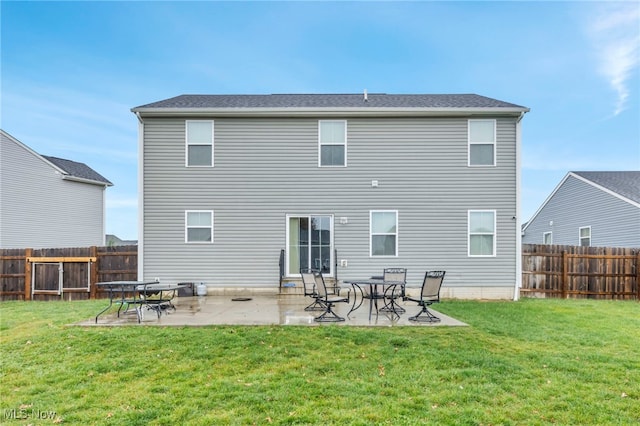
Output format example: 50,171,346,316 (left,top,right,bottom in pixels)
300,268,325,311
313,271,350,322
404,271,446,323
